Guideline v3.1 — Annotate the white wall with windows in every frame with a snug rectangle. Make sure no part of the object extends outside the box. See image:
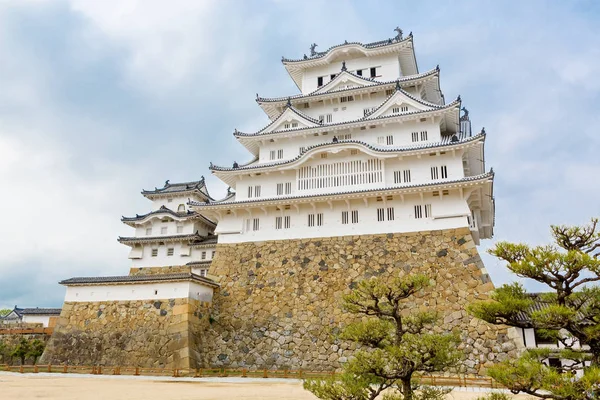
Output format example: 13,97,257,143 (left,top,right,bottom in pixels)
22,315,55,327
256,119,443,164
301,53,403,93
214,191,472,243
129,243,216,268
64,281,214,303
150,194,203,212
